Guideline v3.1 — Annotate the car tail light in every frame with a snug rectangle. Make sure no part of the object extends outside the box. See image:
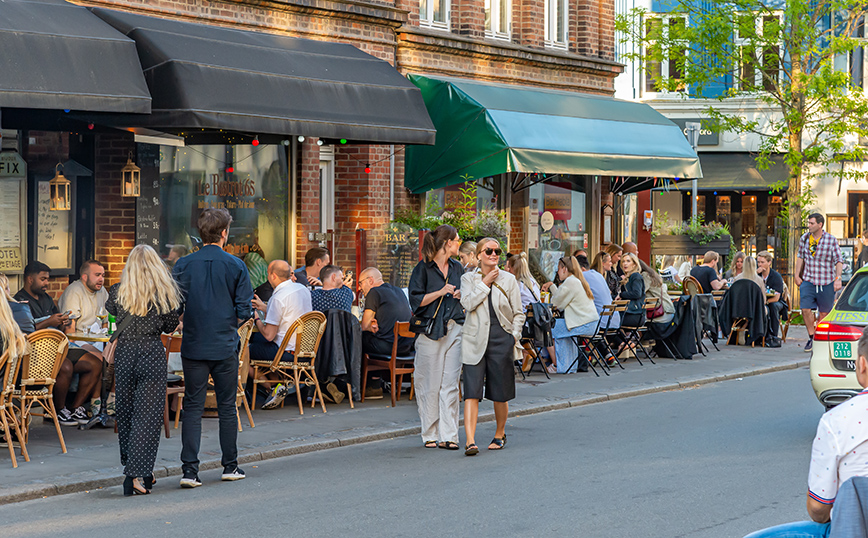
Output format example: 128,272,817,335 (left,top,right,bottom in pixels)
815,322,864,342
